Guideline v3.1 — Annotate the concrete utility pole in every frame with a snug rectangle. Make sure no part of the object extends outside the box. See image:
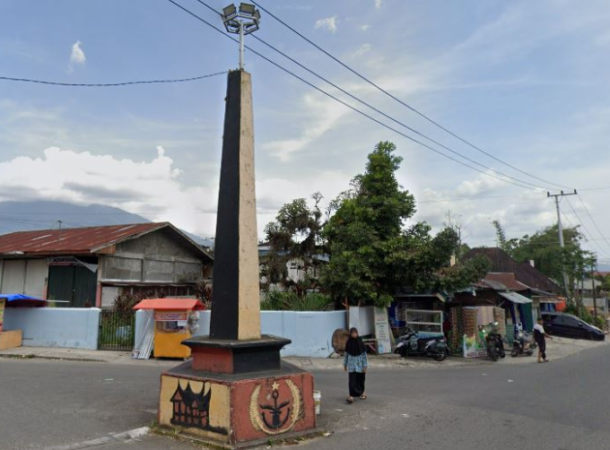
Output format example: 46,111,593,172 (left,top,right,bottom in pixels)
547,190,578,302
591,262,598,321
